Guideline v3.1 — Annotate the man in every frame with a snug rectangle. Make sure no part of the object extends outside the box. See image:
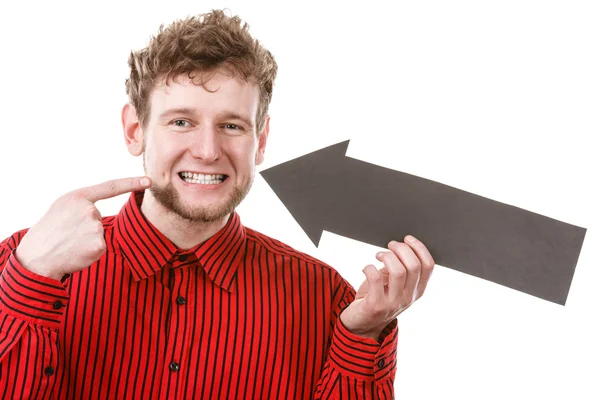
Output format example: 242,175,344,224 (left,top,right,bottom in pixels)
0,10,434,399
